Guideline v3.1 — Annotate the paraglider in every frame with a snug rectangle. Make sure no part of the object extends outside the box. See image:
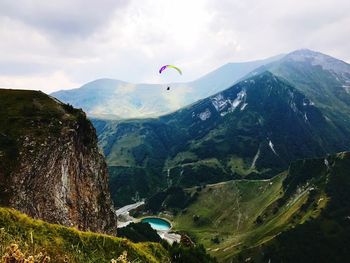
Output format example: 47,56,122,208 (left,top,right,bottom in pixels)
159,65,182,75
159,65,182,91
